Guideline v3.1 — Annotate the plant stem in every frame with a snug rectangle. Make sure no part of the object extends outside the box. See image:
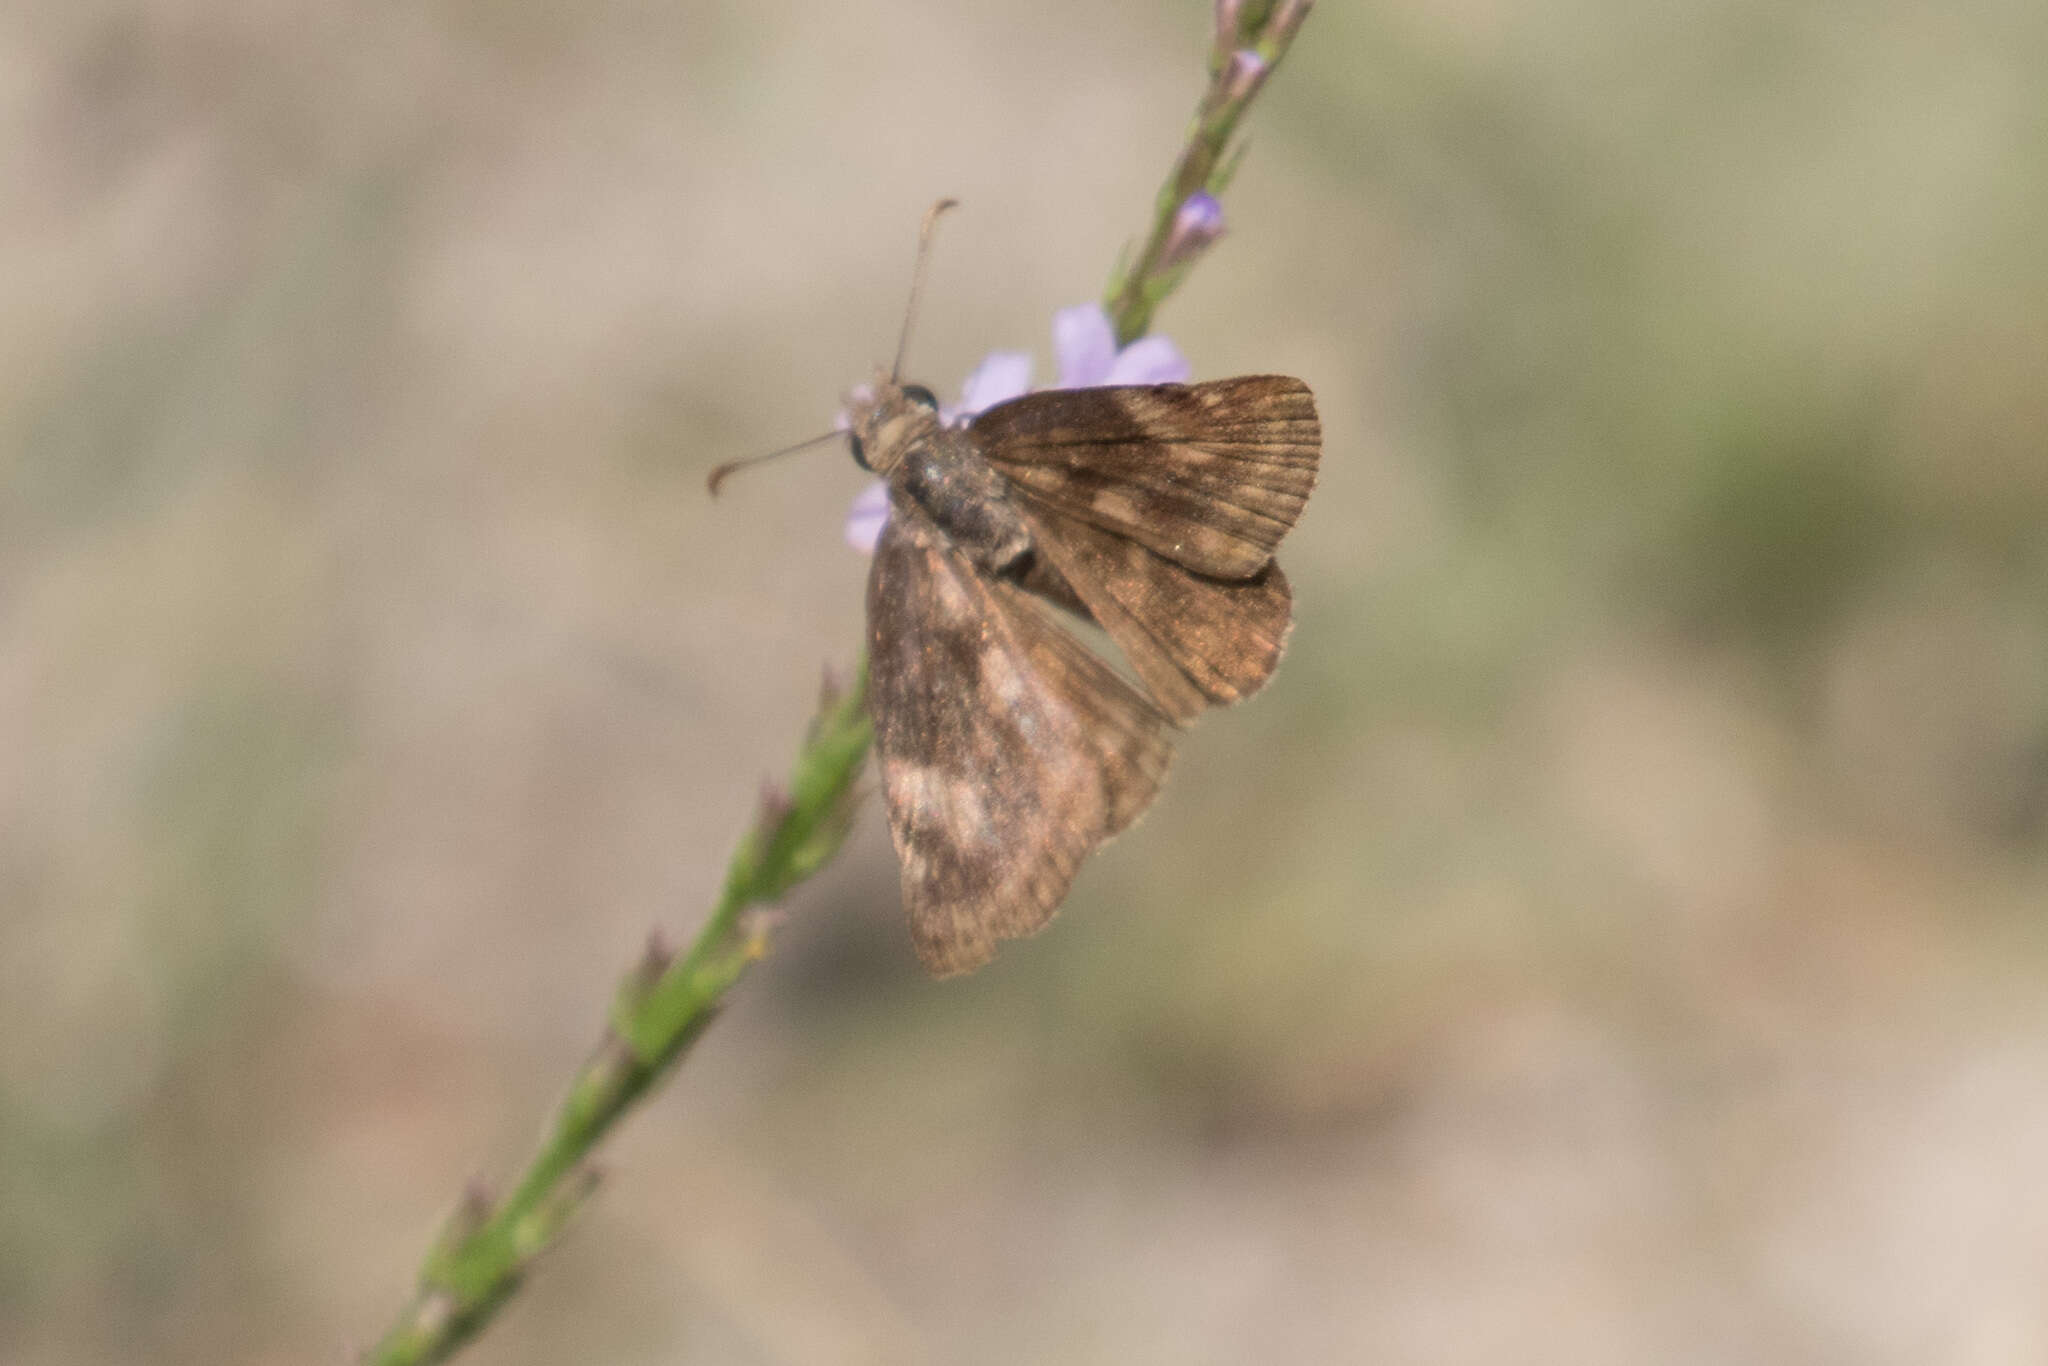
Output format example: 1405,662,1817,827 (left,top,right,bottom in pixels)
1103,0,1315,346
360,666,872,1366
